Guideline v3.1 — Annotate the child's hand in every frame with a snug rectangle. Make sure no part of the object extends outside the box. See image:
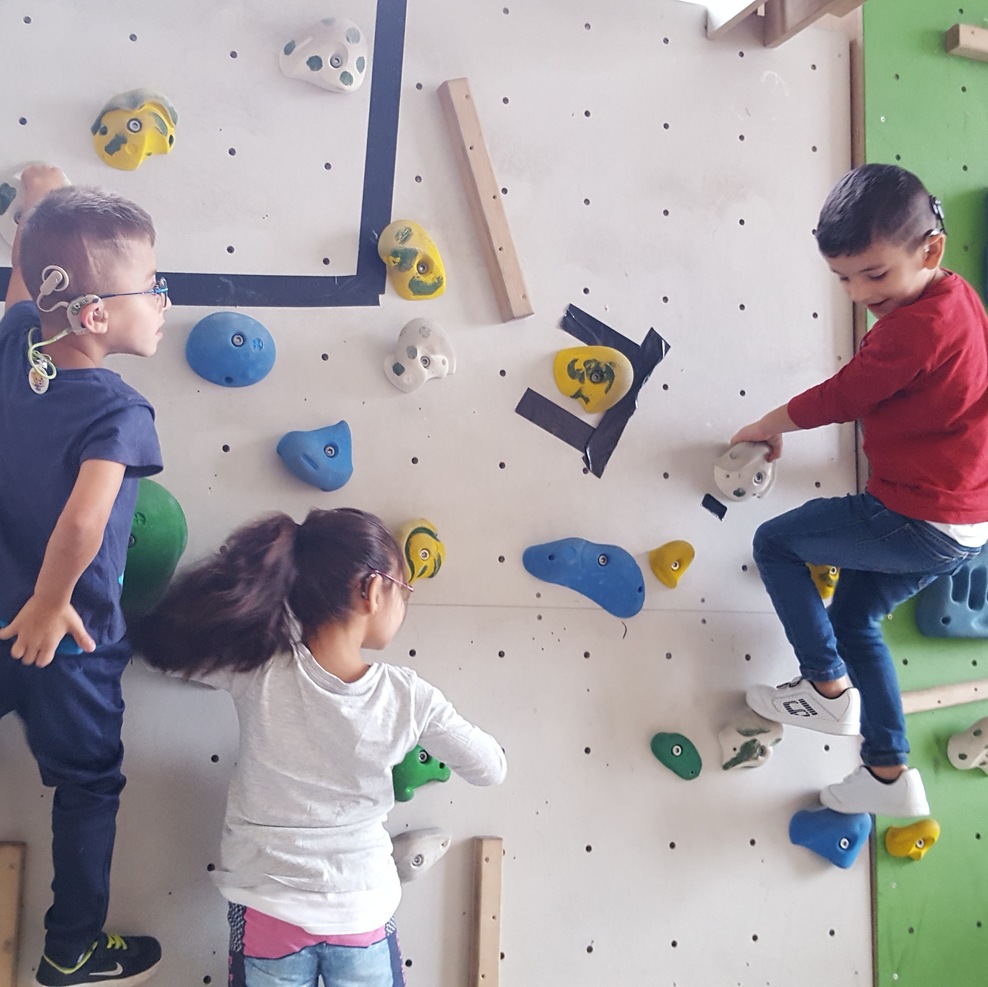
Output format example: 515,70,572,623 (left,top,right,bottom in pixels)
731,424,783,461
17,163,68,219
0,596,95,667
